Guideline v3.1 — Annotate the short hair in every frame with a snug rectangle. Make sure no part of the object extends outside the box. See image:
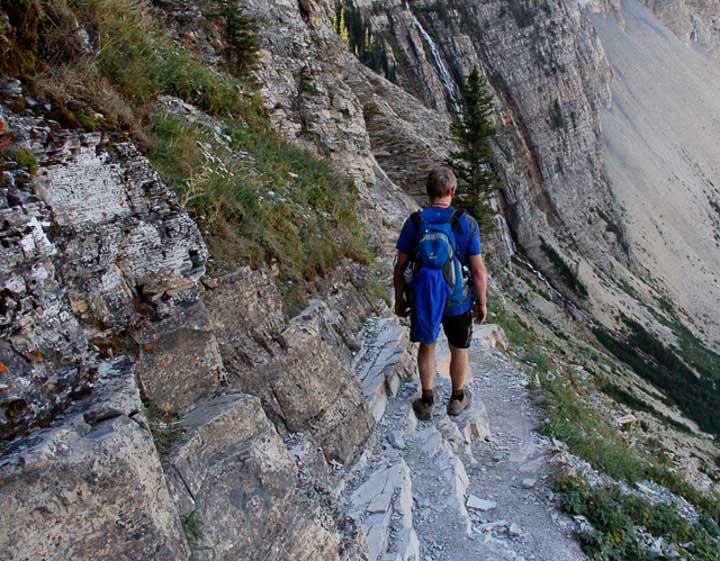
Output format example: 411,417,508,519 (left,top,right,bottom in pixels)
426,167,457,200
